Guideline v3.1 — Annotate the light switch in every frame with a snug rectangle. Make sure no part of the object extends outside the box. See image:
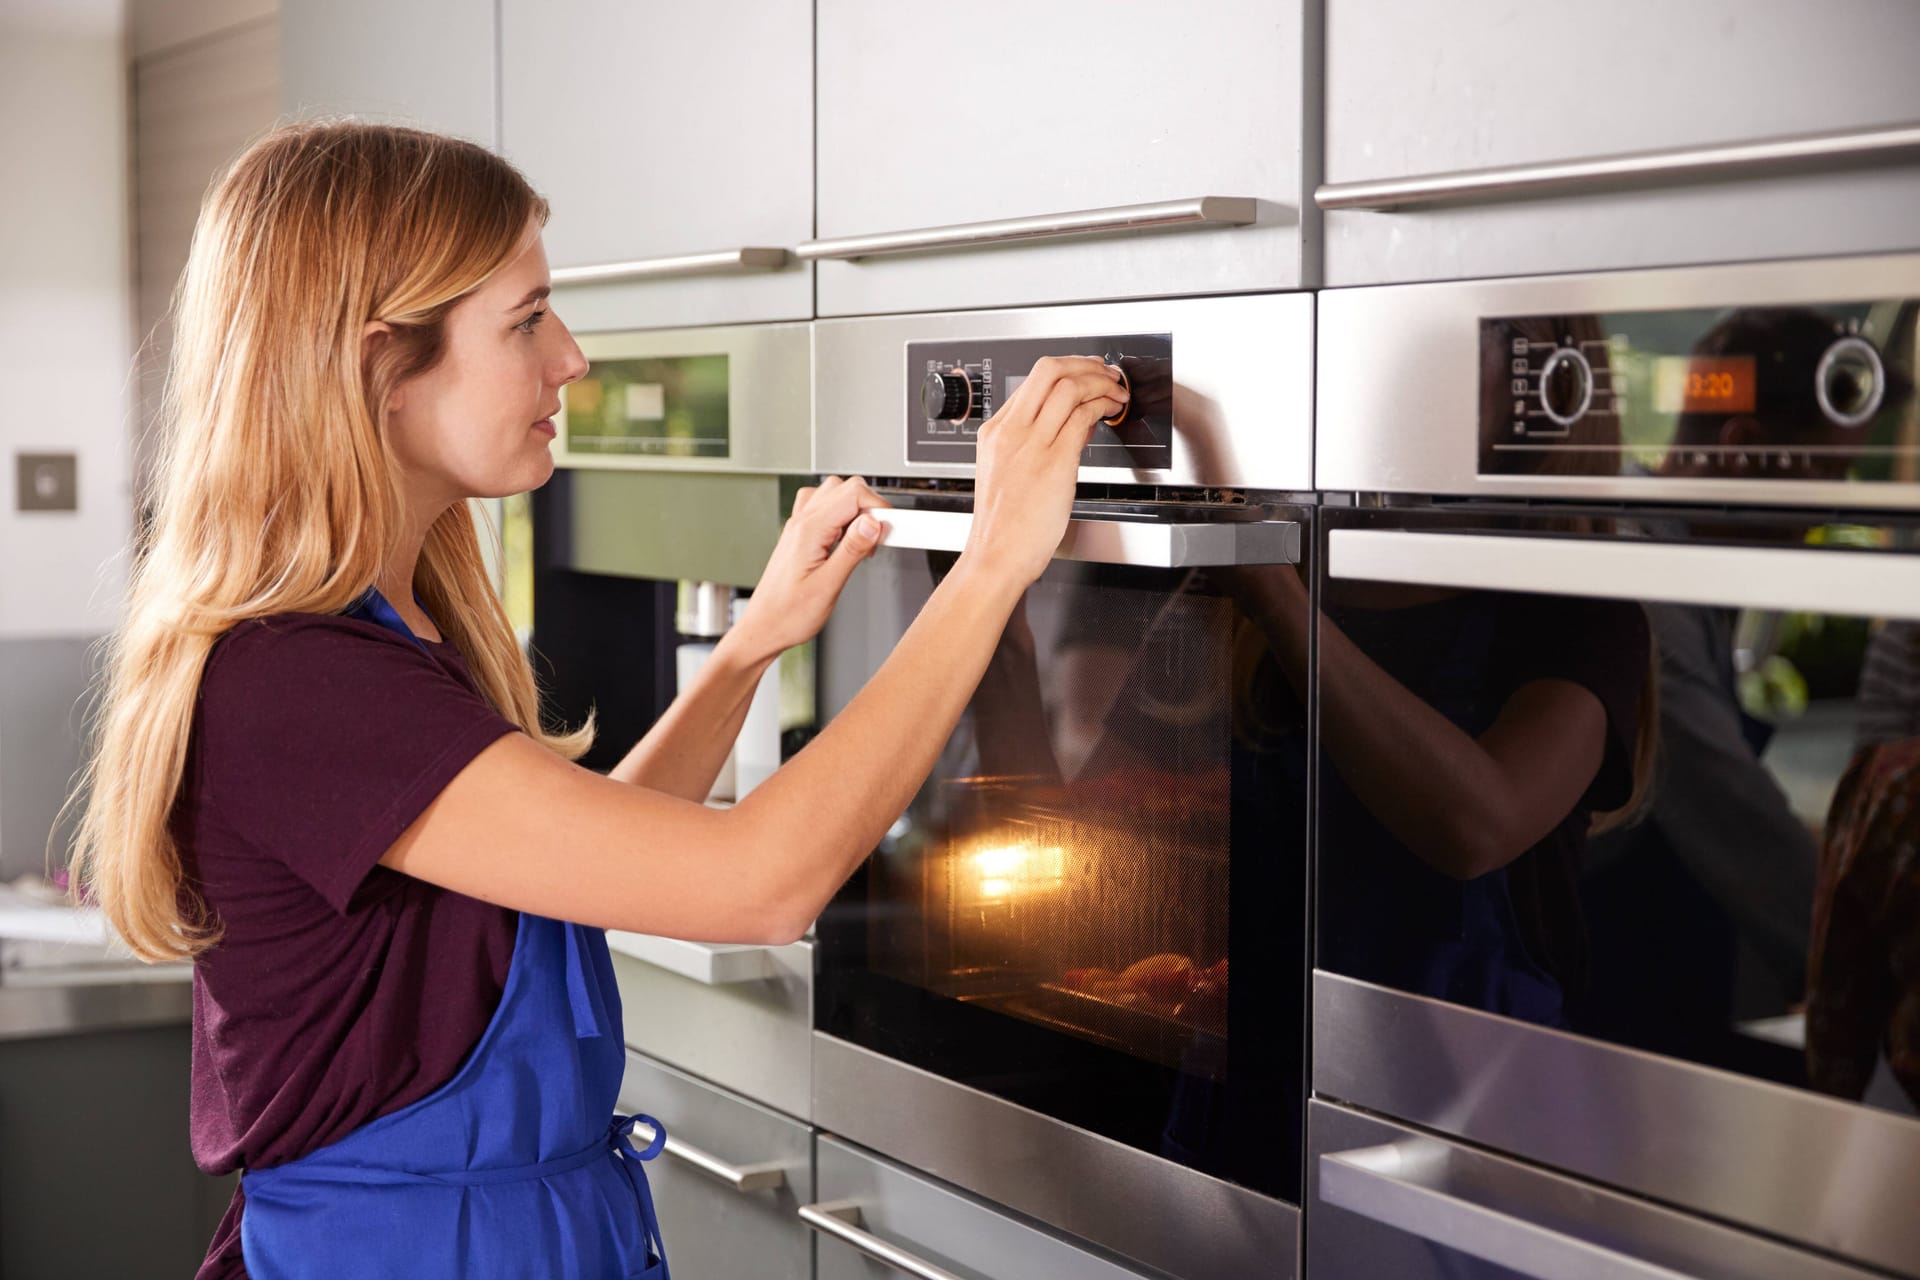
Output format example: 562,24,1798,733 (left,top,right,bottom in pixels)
15,453,77,512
